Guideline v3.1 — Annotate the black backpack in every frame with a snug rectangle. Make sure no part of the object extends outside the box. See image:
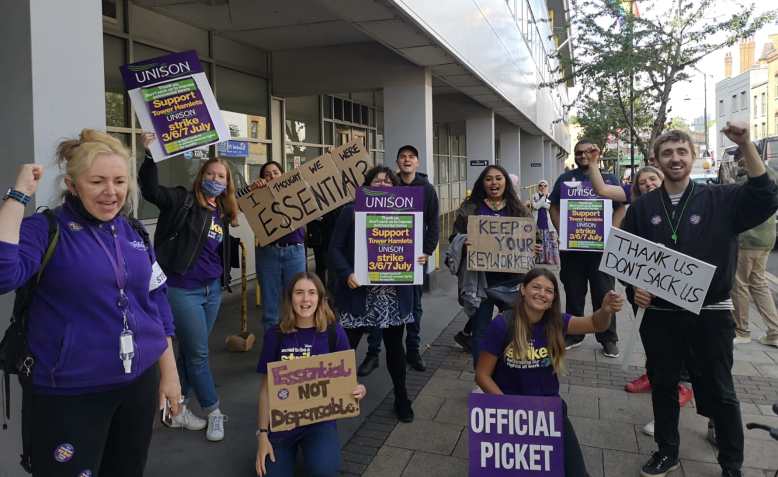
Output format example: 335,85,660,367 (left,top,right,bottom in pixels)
0,209,152,474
